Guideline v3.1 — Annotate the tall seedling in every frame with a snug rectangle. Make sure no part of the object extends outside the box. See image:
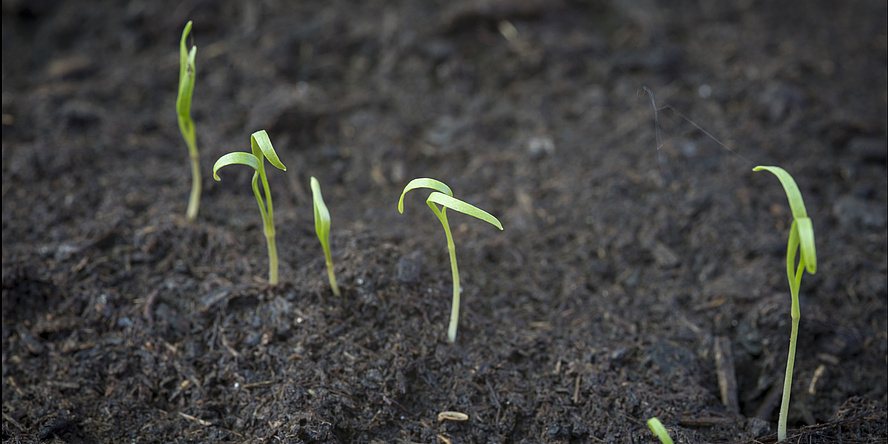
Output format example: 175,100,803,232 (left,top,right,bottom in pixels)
754,166,818,441
213,130,288,285
177,21,201,221
398,178,503,343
